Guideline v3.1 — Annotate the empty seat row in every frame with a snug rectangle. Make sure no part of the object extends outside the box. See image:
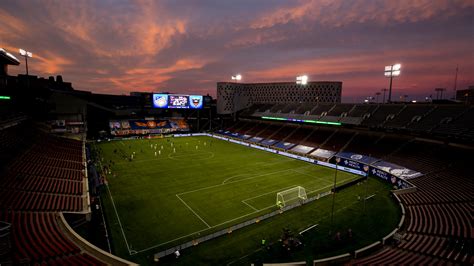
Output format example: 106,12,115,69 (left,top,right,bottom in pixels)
0,190,83,212
2,174,83,195
405,202,472,238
